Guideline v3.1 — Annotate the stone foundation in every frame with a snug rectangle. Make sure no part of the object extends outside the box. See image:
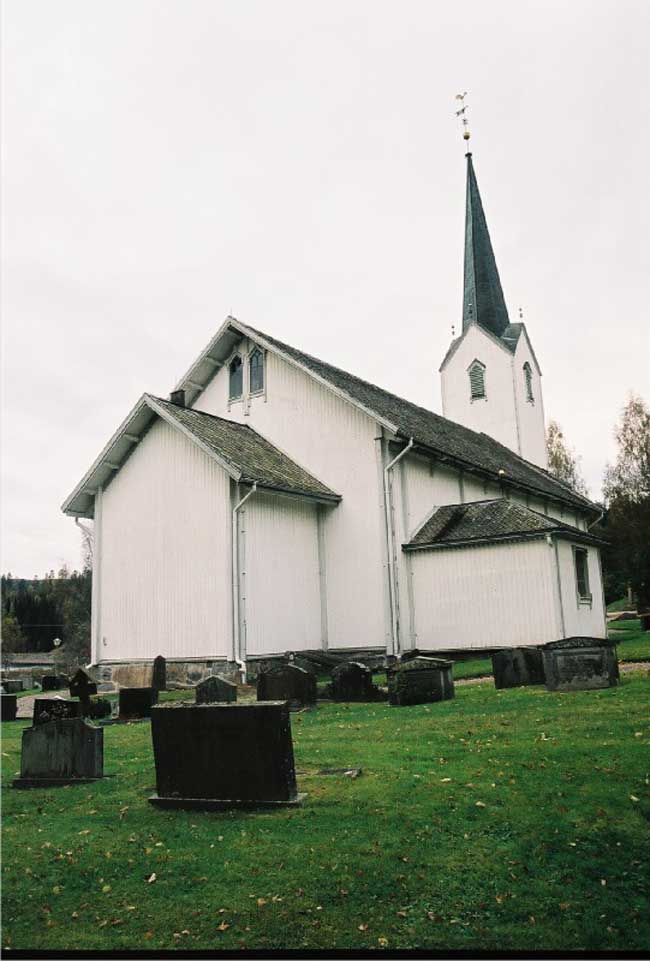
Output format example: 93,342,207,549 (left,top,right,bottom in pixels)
95,659,241,689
